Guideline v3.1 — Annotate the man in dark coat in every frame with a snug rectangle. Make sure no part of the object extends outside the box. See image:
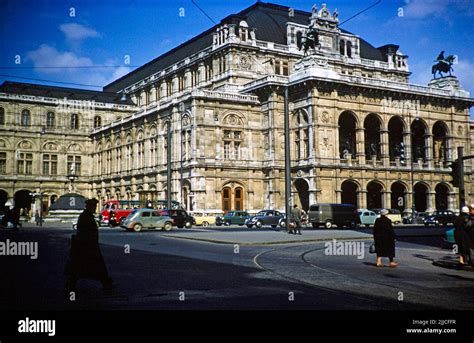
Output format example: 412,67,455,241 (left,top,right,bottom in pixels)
373,209,398,267
64,198,115,293
291,204,302,235
454,206,472,265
